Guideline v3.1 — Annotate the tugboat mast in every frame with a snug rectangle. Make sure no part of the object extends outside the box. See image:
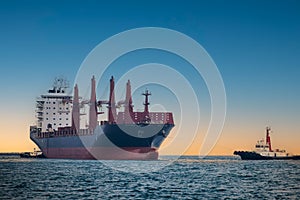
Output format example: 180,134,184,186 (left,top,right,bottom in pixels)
266,127,272,152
